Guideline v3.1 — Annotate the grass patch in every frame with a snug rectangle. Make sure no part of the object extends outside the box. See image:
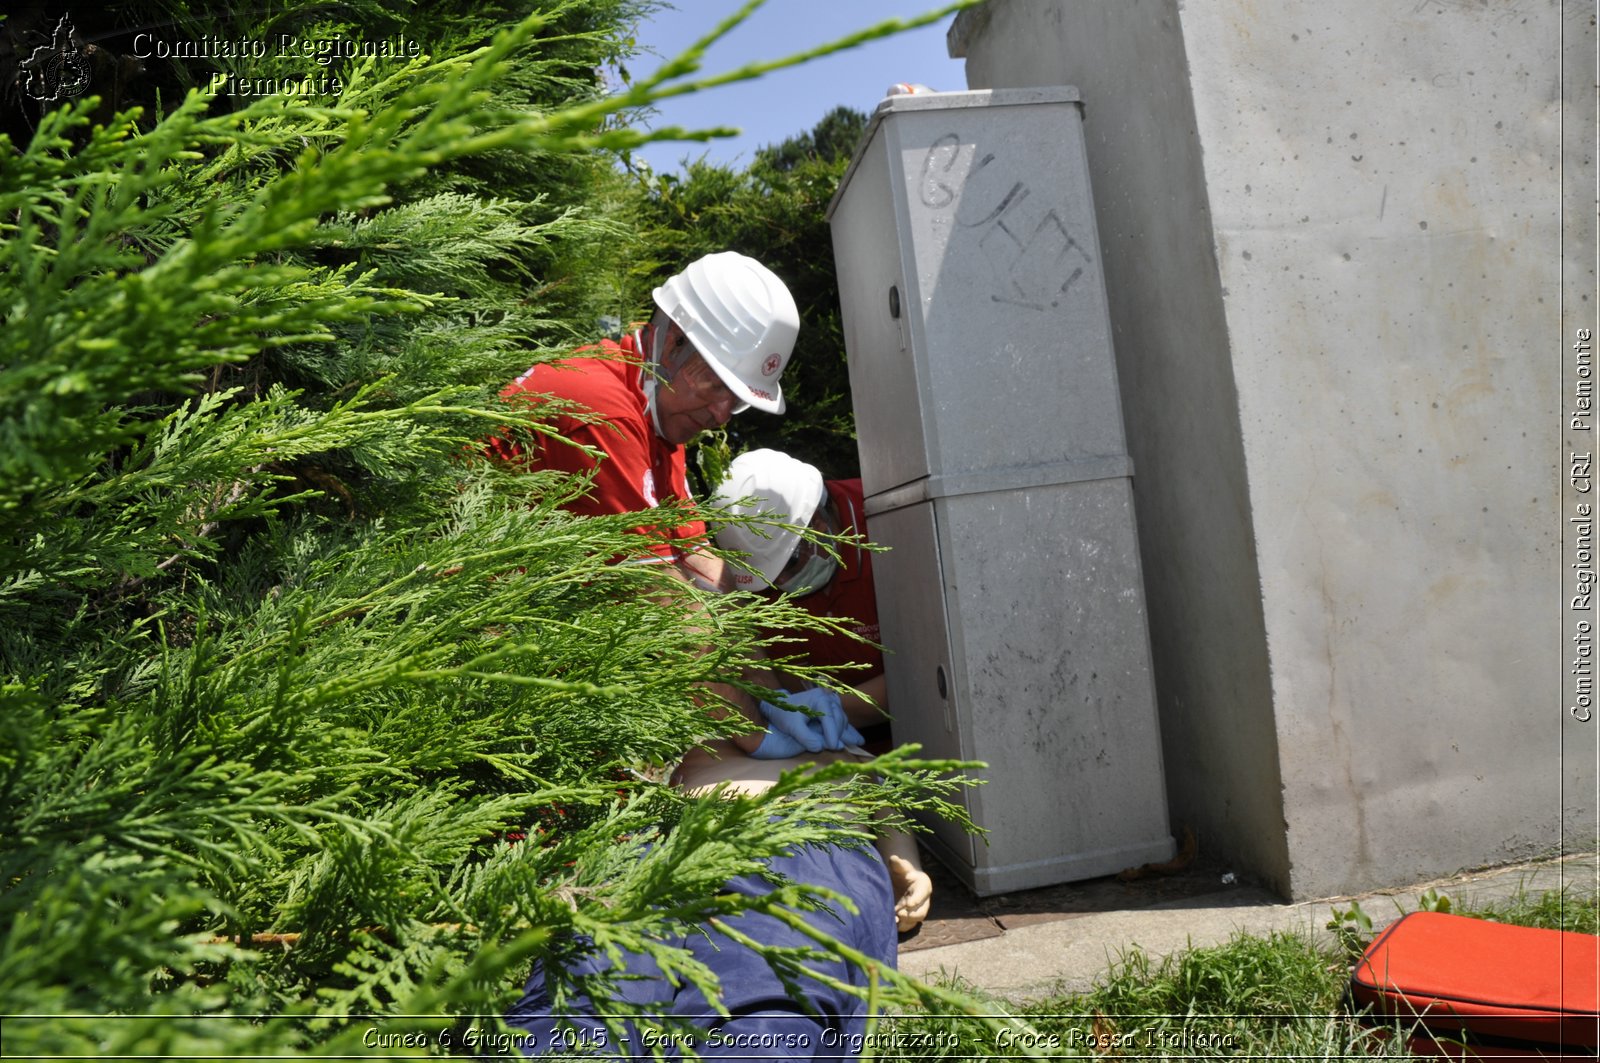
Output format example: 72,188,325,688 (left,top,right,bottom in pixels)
873,887,1597,1059
1467,885,1598,935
